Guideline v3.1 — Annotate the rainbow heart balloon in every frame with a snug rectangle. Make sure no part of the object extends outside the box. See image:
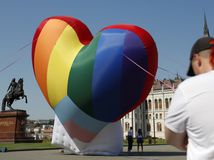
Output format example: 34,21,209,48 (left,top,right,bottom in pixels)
32,16,158,143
